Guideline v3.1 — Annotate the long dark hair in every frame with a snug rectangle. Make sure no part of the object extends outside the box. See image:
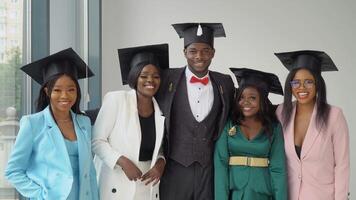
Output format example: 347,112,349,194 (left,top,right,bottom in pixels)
281,67,330,129
231,85,278,138
36,73,82,114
